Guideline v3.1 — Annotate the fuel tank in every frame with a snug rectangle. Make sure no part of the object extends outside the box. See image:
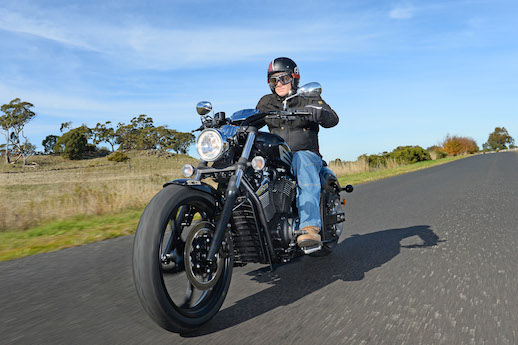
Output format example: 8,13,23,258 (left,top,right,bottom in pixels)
252,131,293,169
